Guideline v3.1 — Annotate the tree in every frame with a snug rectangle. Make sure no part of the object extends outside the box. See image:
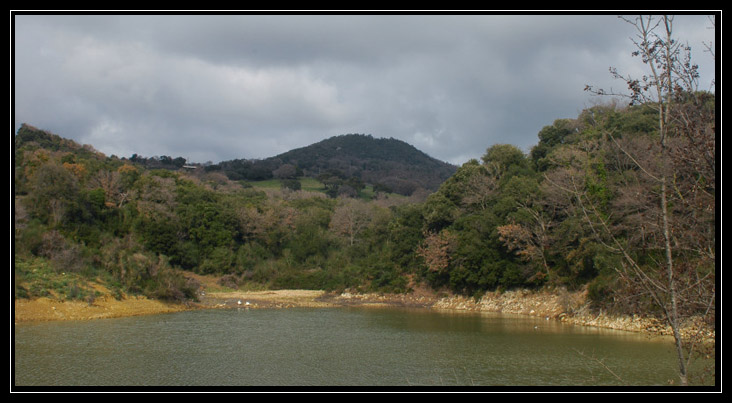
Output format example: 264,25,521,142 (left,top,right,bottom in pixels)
329,198,374,246
273,163,297,179
280,179,302,192
497,209,553,284
416,229,457,274
461,166,498,212
318,172,343,198
24,162,79,226
531,119,580,171
581,15,715,386
90,170,122,208
481,144,529,182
